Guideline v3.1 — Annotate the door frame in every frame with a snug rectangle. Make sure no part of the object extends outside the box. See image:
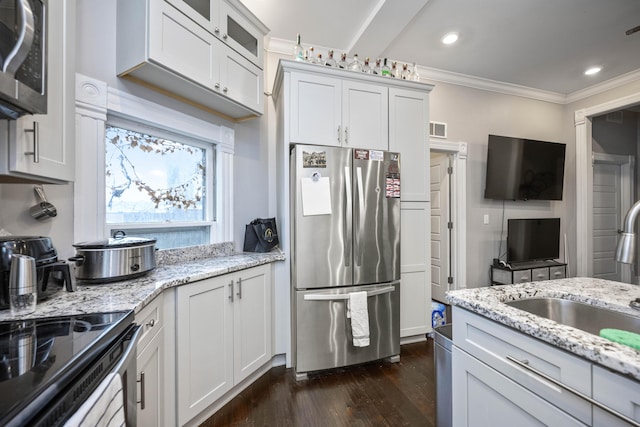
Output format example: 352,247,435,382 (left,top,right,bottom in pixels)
430,140,467,290
575,91,640,277
592,152,634,282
